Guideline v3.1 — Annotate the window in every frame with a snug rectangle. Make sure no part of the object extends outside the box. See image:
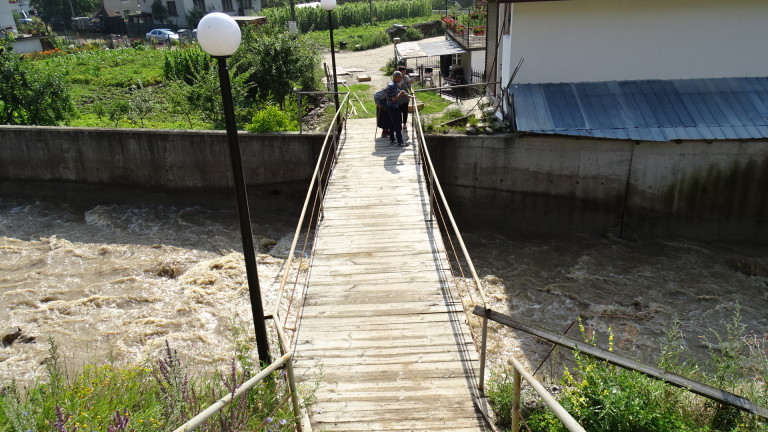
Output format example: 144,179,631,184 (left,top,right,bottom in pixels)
238,0,252,9
221,0,233,11
166,1,177,16
193,0,204,10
